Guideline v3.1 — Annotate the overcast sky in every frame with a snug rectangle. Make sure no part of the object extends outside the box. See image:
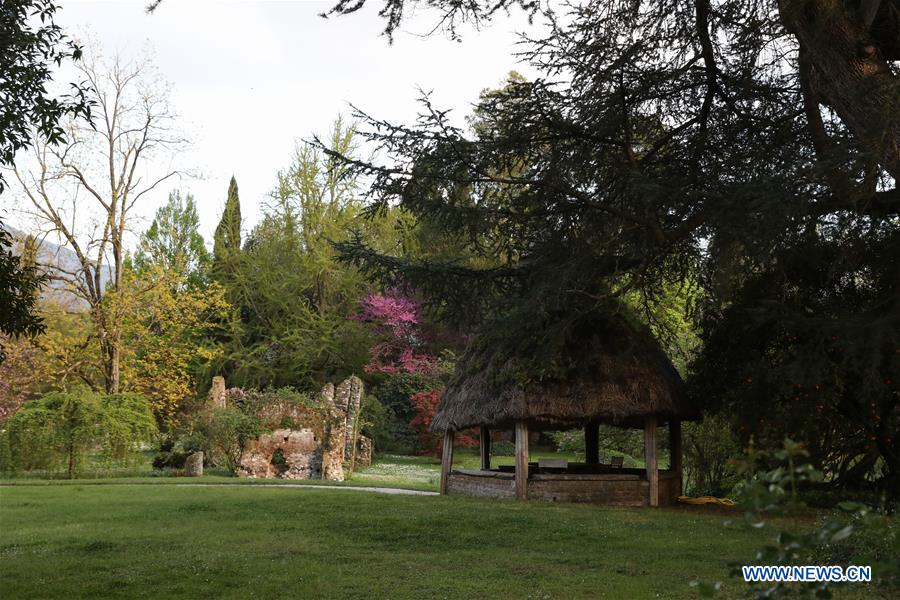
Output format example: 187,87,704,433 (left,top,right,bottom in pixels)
6,0,538,243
